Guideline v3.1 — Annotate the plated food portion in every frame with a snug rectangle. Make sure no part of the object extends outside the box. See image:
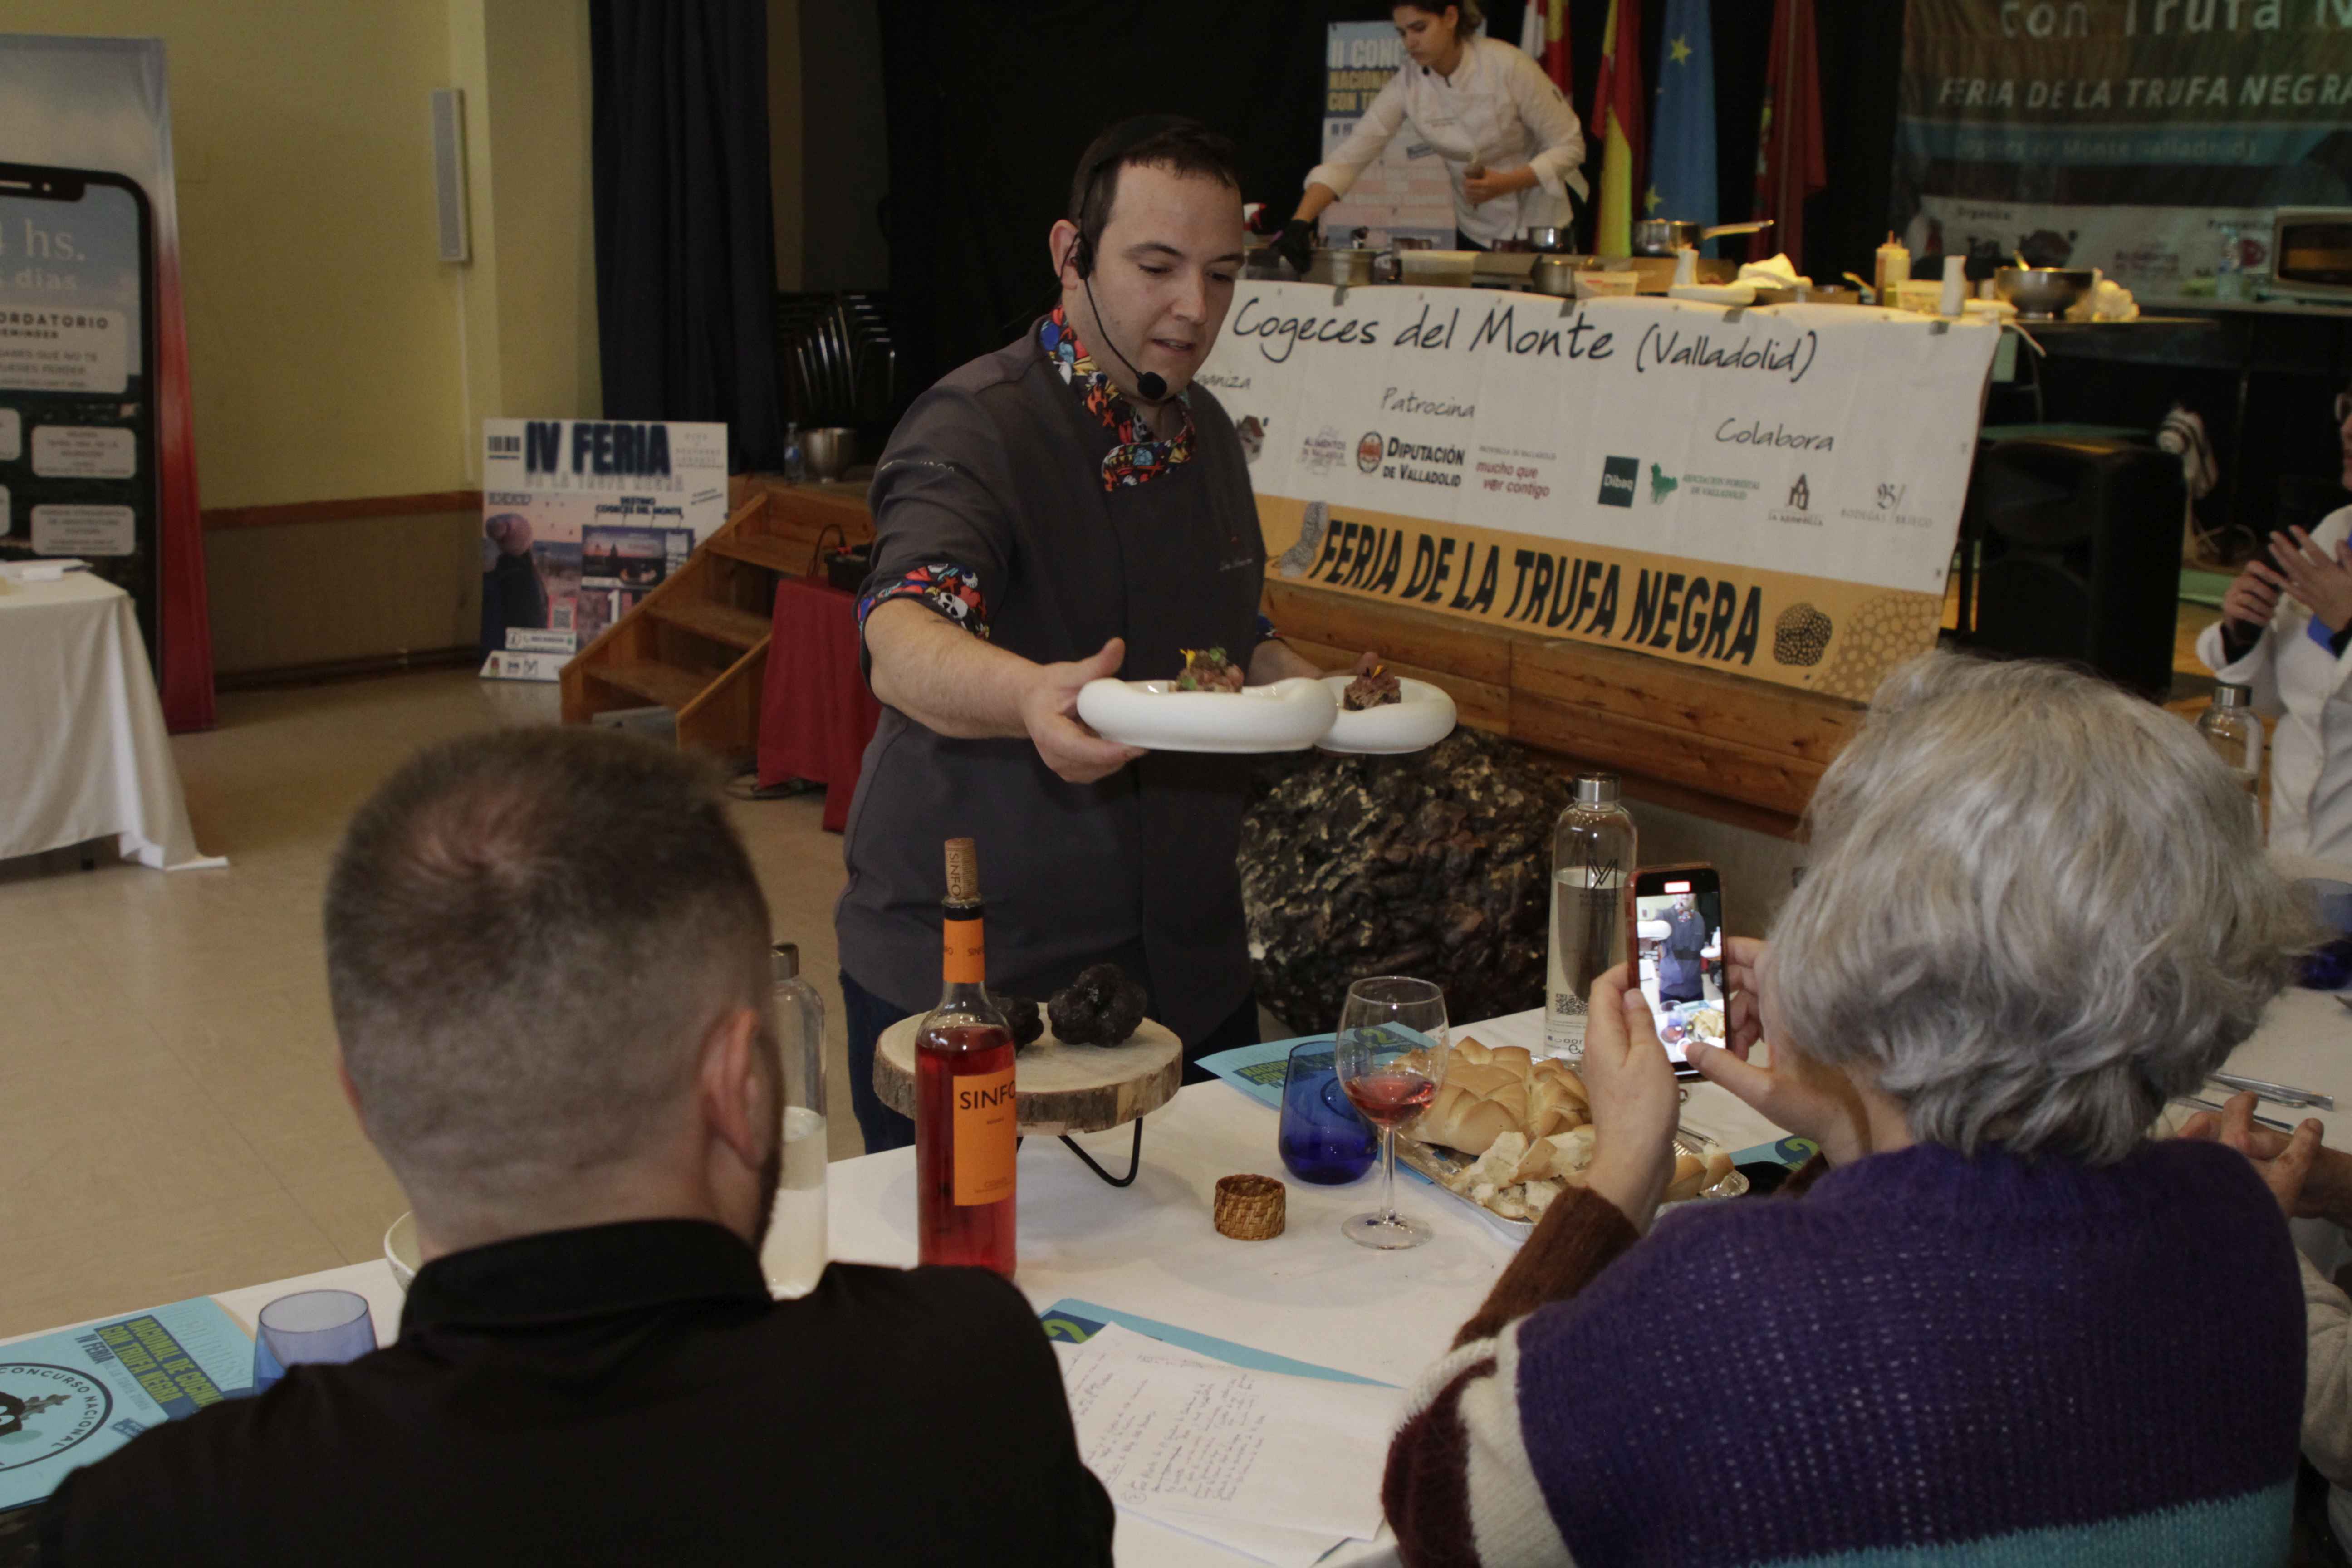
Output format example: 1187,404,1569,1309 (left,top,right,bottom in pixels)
1075,652,1456,756
1393,1035,1742,1230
